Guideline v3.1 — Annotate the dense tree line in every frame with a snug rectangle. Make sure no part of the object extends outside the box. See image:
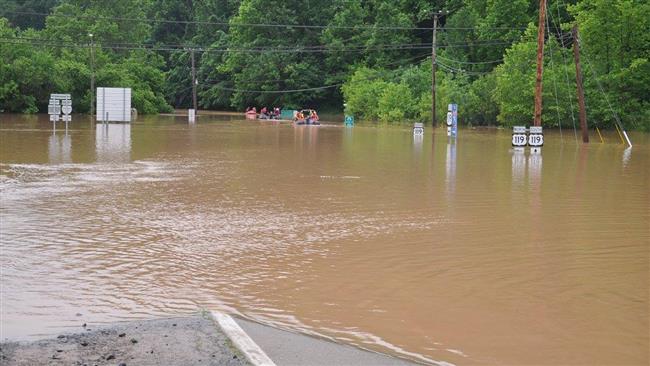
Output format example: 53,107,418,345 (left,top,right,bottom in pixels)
1,0,648,130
